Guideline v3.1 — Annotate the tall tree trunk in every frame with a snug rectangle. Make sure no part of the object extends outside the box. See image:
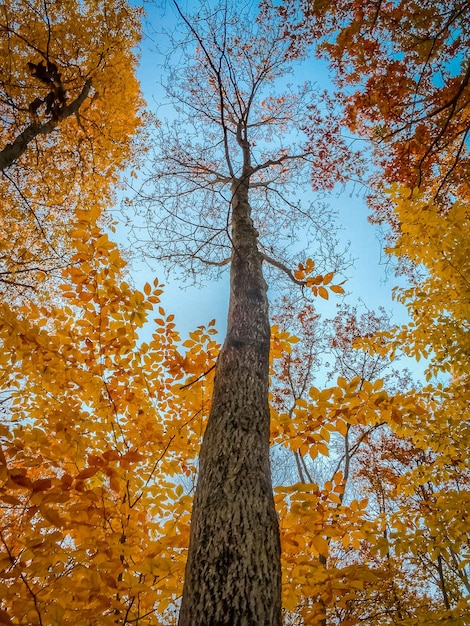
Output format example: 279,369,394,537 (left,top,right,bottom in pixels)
178,177,282,626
